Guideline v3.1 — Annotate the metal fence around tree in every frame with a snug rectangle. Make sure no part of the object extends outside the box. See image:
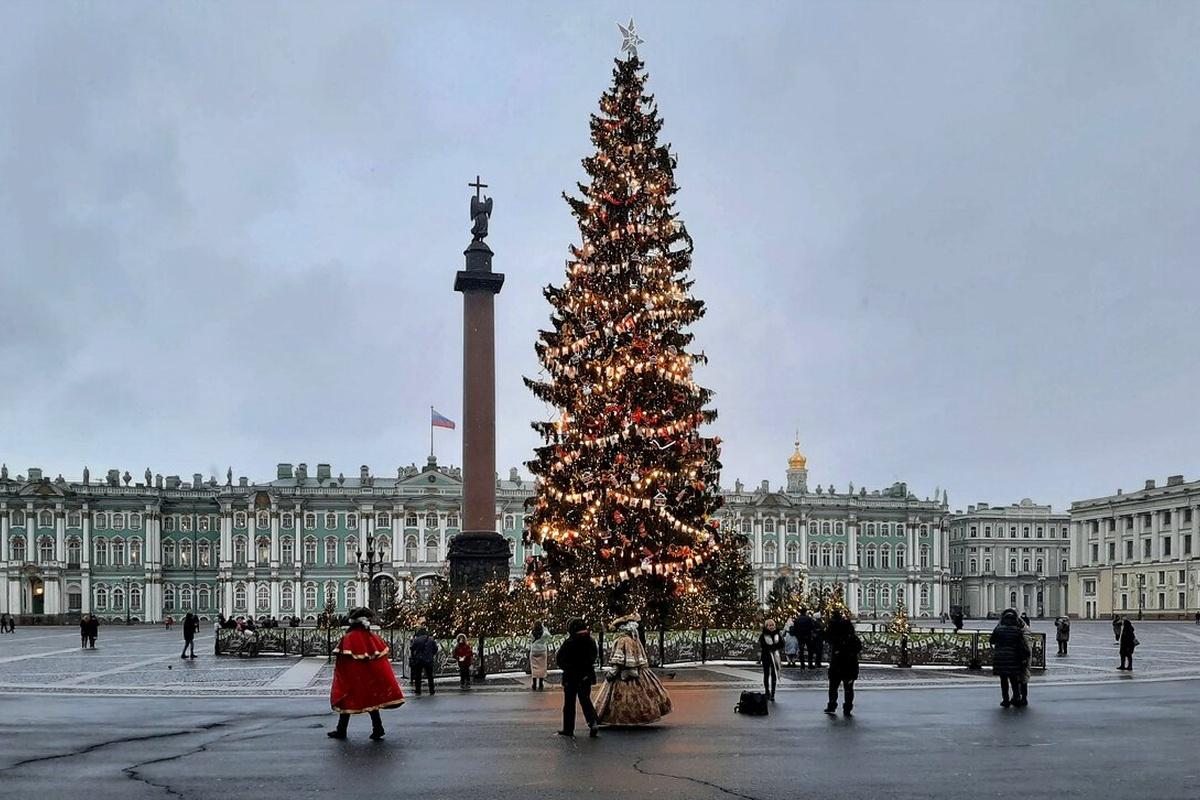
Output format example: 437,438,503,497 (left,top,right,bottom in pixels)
215,626,1045,675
